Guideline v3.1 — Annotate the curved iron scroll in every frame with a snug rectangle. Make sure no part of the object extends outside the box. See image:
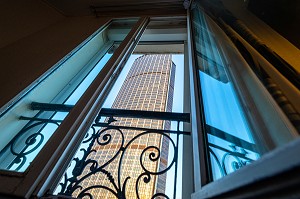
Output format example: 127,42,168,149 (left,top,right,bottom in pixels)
0,102,70,171
209,143,255,178
57,109,190,199
0,117,60,171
